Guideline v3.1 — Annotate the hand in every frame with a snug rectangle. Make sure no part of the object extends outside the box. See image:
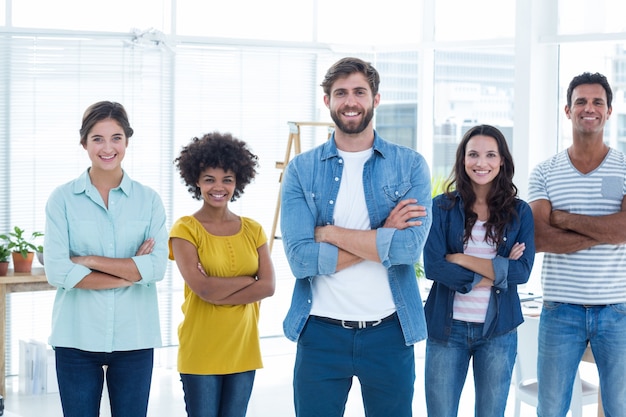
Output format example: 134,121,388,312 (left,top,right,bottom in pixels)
70,255,88,266
474,277,493,287
549,209,570,230
197,262,208,277
445,253,460,264
383,199,426,229
508,242,525,260
135,238,155,256
314,225,333,243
